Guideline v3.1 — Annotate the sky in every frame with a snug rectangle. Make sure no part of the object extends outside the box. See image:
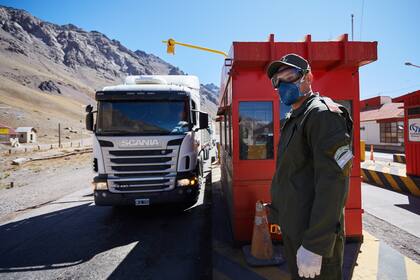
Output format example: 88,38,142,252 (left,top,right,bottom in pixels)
1,0,419,99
